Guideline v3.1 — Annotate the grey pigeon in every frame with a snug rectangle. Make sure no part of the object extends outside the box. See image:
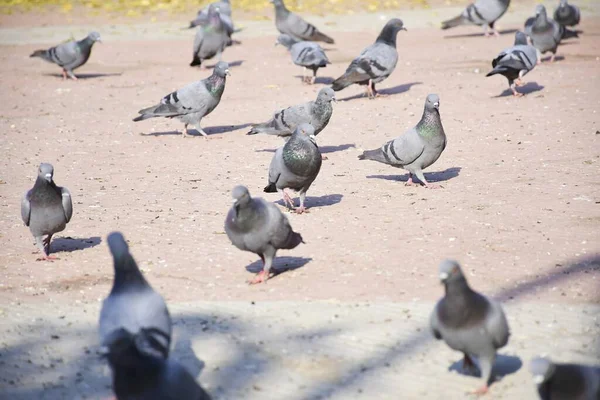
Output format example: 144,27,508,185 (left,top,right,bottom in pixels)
526,5,563,62
264,123,323,214
276,34,330,84
441,0,510,36
30,31,101,80
331,19,406,98
225,185,304,284
21,163,72,260
554,0,580,27
430,260,510,395
189,1,236,47
99,232,172,363
486,31,538,97
358,94,446,188
529,357,600,400
271,0,334,44
133,62,230,138
190,5,230,67
247,87,335,138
